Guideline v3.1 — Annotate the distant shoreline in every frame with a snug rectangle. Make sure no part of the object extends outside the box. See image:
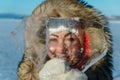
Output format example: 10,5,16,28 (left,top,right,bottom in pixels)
0,13,28,19
109,20,120,23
